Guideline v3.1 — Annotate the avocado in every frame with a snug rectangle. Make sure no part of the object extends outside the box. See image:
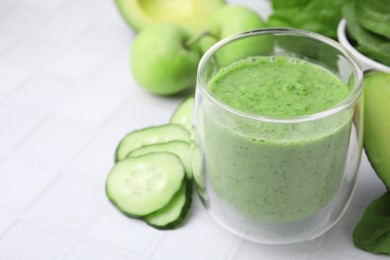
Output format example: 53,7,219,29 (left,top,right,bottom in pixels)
364,71,390,189
115,0,226,35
